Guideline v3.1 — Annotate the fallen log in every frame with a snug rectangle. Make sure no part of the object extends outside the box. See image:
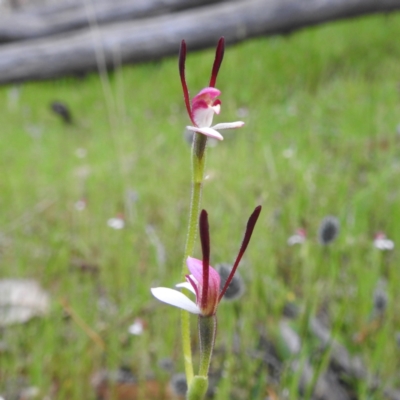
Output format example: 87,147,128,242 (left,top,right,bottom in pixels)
1,0,400,84
0,0,224,43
